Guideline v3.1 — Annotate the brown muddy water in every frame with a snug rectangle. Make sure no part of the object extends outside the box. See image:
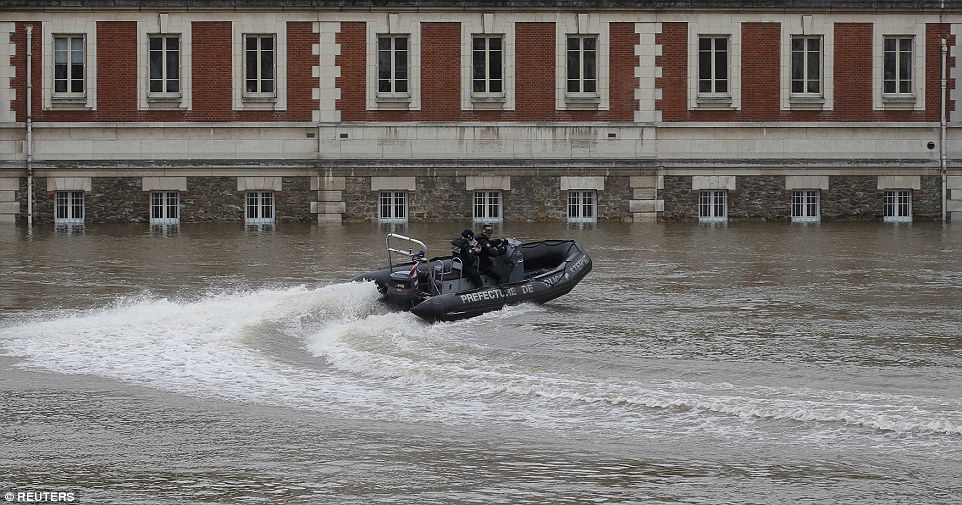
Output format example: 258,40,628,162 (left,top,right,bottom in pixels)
1,221,960,504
